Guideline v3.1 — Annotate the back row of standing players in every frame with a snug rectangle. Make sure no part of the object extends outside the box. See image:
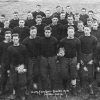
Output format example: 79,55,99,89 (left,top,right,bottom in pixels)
0,4,100,98
0,5,100,41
